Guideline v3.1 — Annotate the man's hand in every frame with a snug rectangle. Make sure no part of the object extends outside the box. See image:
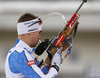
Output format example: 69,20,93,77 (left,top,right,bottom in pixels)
51,47,63,71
